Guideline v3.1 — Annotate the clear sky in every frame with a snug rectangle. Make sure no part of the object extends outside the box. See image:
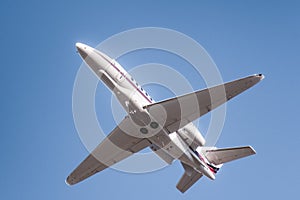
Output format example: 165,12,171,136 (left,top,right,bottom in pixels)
1,0,299,199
